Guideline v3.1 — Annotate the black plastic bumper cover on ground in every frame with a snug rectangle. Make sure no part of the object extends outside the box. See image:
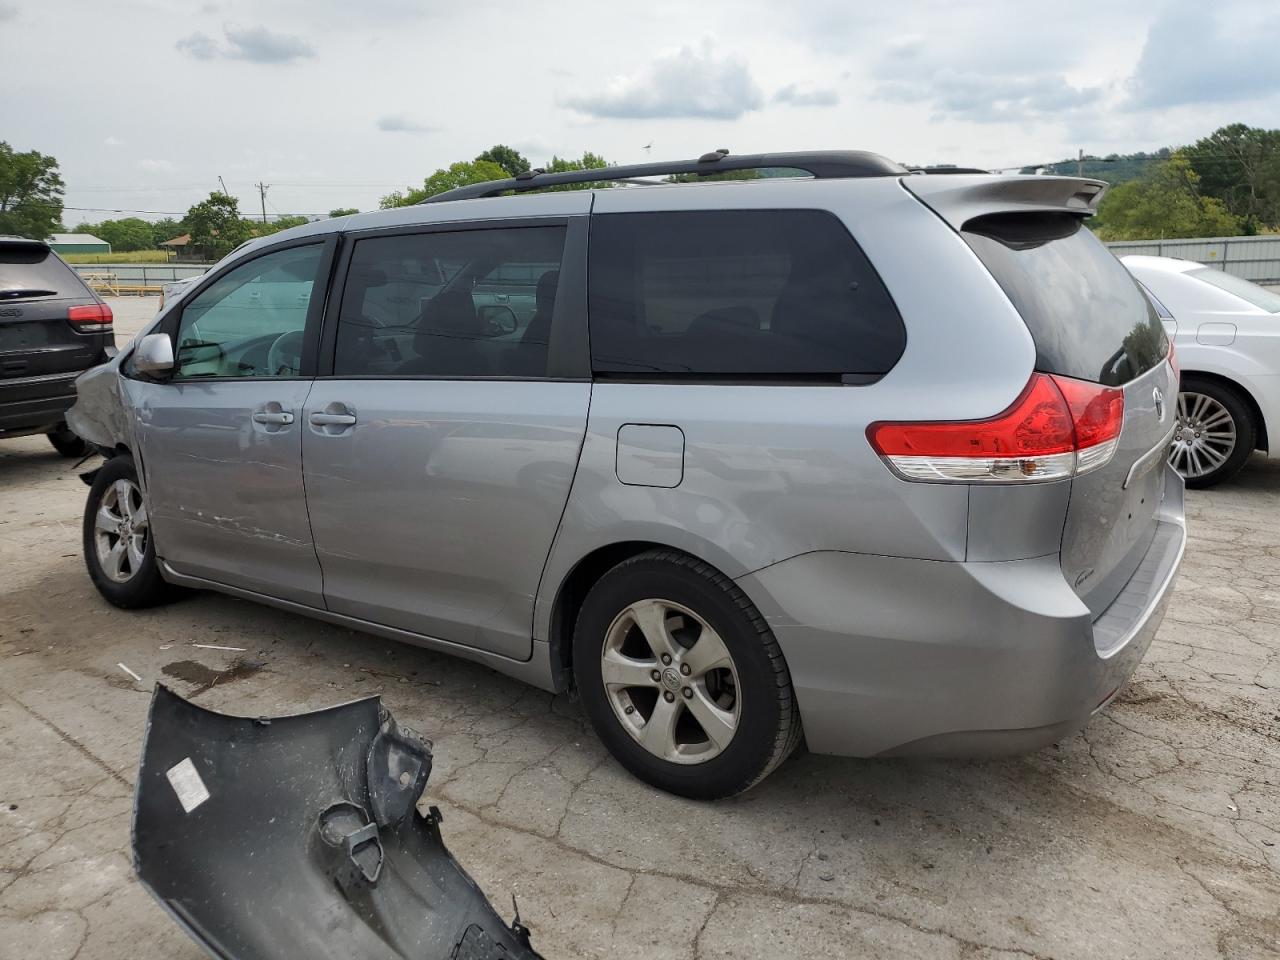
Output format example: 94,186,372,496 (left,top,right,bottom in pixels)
132,685,543,959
